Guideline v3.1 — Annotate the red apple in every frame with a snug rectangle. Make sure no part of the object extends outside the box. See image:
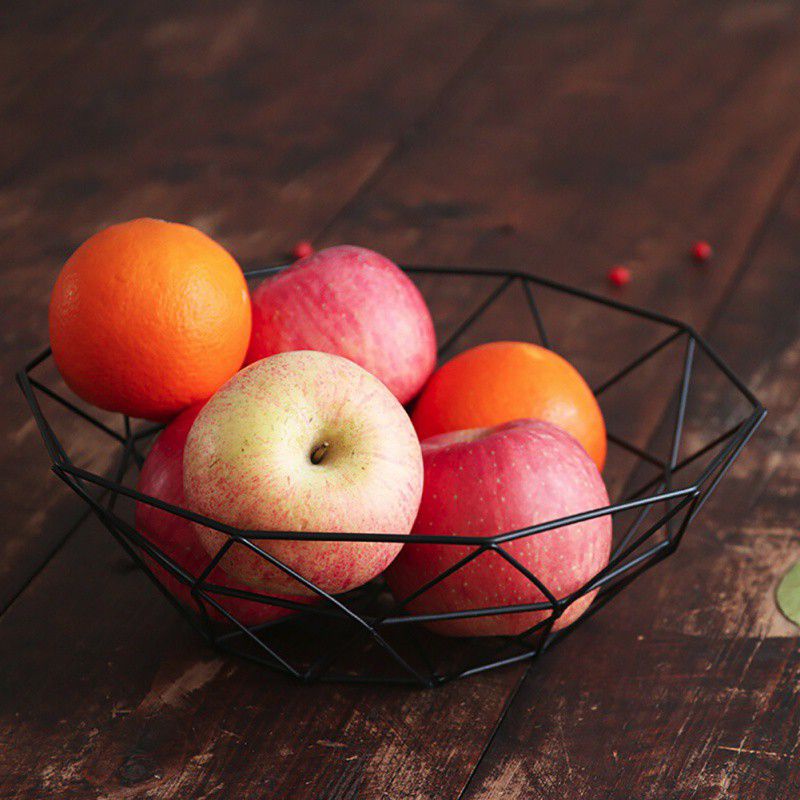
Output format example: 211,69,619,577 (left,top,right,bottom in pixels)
385,419,612,636
183,351,424,596
136,403,307,626
246,245,436,404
